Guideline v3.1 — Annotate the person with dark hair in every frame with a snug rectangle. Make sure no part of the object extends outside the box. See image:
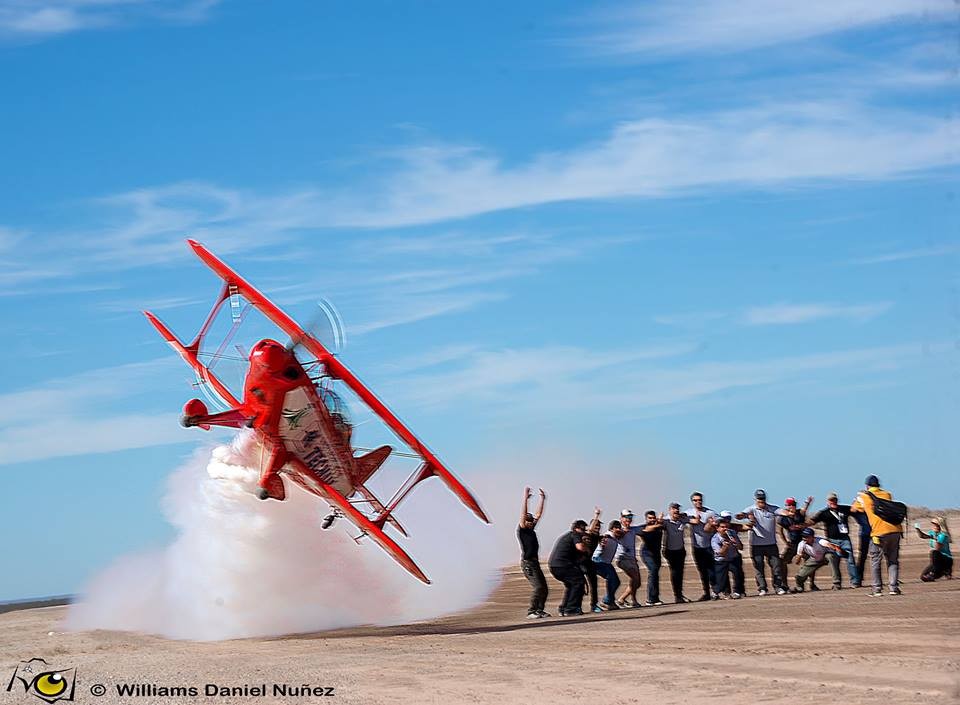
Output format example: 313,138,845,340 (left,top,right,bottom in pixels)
687,492,718,601
917,517,953,582
663,502,692,603
852,475,904,596
637,510,665,606
791,528,847,592
777,496,813,586
614,509,643,608
808,492,860,588
517,487,549,618
580,507,604,613
548,519,589,616
592,520,624,609
711,514,745,599
737,489,787,596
